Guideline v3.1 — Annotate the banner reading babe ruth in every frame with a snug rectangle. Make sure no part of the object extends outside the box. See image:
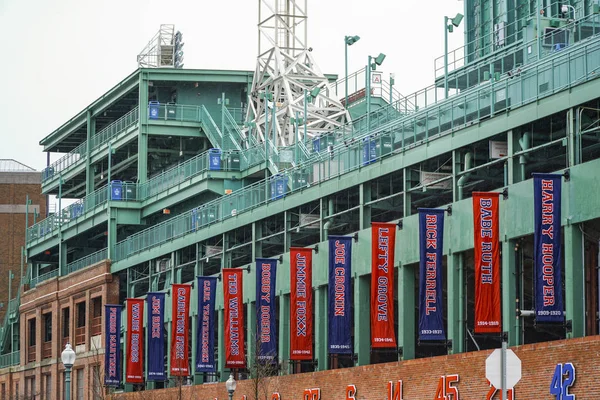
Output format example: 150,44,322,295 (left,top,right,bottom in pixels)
196,277,217,373
126,299,144,383
170,284,191,376
328,235,353,354
290,247,313,360
256,258,278,362
371,222,397,348
146,292,166,381
104,304,123,386
224,268,246,368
